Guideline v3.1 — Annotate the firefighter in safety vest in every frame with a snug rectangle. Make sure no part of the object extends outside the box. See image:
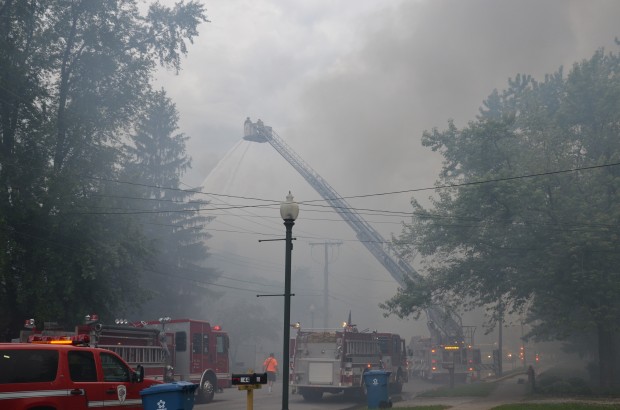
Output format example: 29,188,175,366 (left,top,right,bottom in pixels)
263,353,278,393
